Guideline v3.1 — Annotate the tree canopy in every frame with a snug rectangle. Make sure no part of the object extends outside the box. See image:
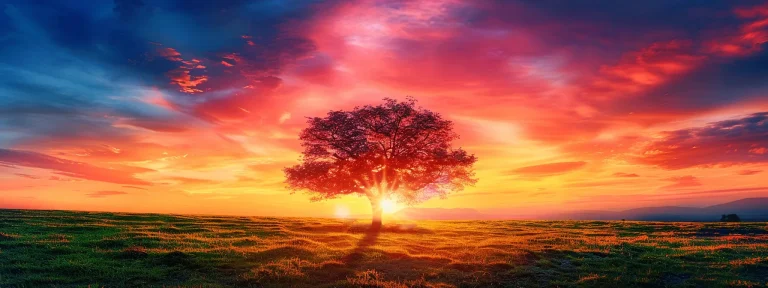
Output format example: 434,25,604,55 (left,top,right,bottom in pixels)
284,98,477,226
